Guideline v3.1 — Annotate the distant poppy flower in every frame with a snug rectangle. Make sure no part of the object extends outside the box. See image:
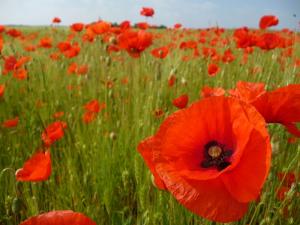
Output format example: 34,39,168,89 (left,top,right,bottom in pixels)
16,150,51,182
174,23,182,29
252,84,300,137
0,35,3,52
2,117,19,128
13,68,28,80
0,84,5,98
207,63,220,76
0,25,5,33
222,49,235,63
168,75,176,87
90,21,111,35
118,30,153,58
4,56,17,72
39,37,52,48
84,99,105,113
52,17,61,24
138,96,271,222
77,65,88,75
41,121,67,147
151,46,169,59
120,20,131,30
82,111,97,124
68,62,78,74
52,111,64,119
259,15,279,29
201,86,225,98
136,22,149,30
140,7,155,17
172,94,189,109
6,28,22,38
71,23,84,32
19,210,96,225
